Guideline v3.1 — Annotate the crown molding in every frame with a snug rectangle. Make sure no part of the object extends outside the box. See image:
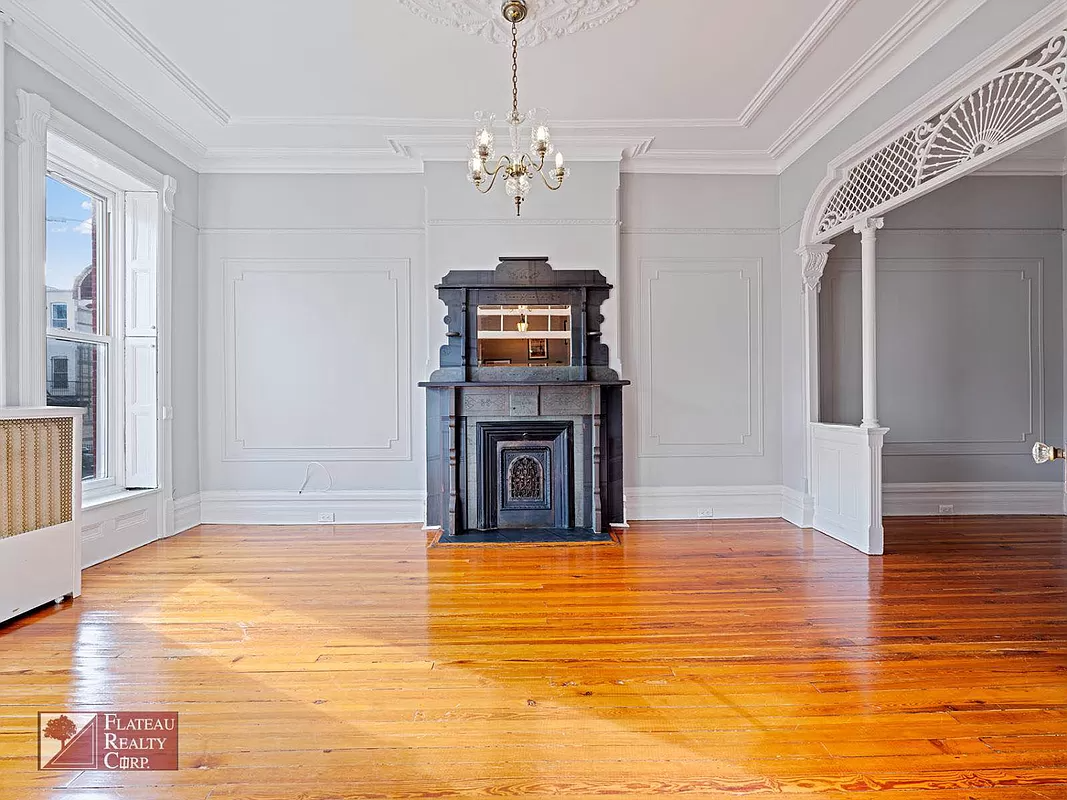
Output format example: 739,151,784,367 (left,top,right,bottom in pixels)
82,0,230,125
3,0,207,169
228,115,741,130
771,0,987,168
388,132,655,162
739,0,858,126
199,146,423,174
623,149,778,175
